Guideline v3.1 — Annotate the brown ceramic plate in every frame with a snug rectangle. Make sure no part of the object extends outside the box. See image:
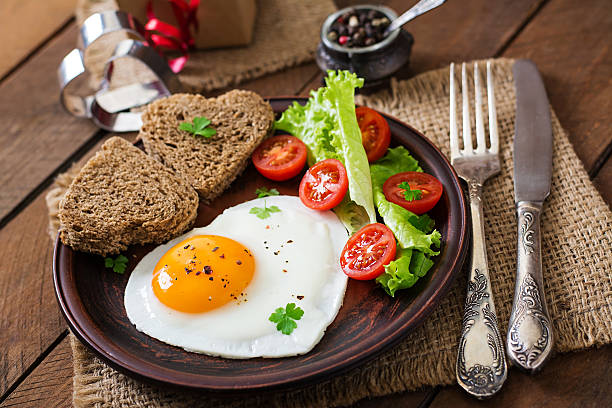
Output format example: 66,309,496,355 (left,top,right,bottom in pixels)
54,98,468,393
